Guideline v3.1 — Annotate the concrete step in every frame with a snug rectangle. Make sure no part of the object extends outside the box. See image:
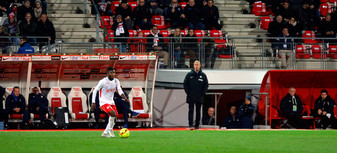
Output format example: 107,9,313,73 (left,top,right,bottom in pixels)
49,14,93,18
57,34,96,39
47,0,87,4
